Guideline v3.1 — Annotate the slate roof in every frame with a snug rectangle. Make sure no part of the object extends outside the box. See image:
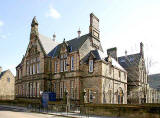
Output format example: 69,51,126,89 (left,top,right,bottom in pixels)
0,70,7,79
48,34,89,57
118,53,141,68
39,34,58,54
148,74,160,90
111,57,126,72
82,49,126,72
